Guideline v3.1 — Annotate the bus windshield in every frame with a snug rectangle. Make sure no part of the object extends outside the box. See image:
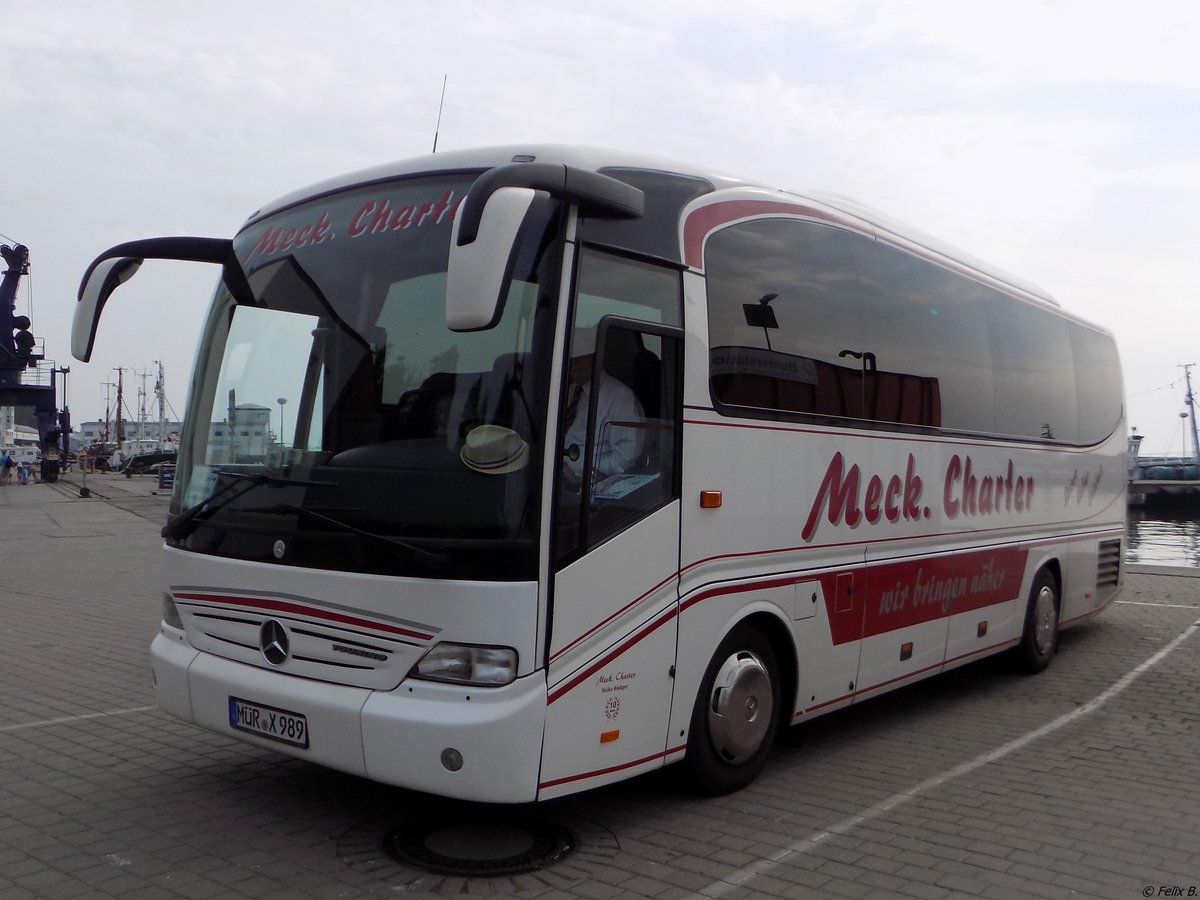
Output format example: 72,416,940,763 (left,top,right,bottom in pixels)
169,174,562,580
